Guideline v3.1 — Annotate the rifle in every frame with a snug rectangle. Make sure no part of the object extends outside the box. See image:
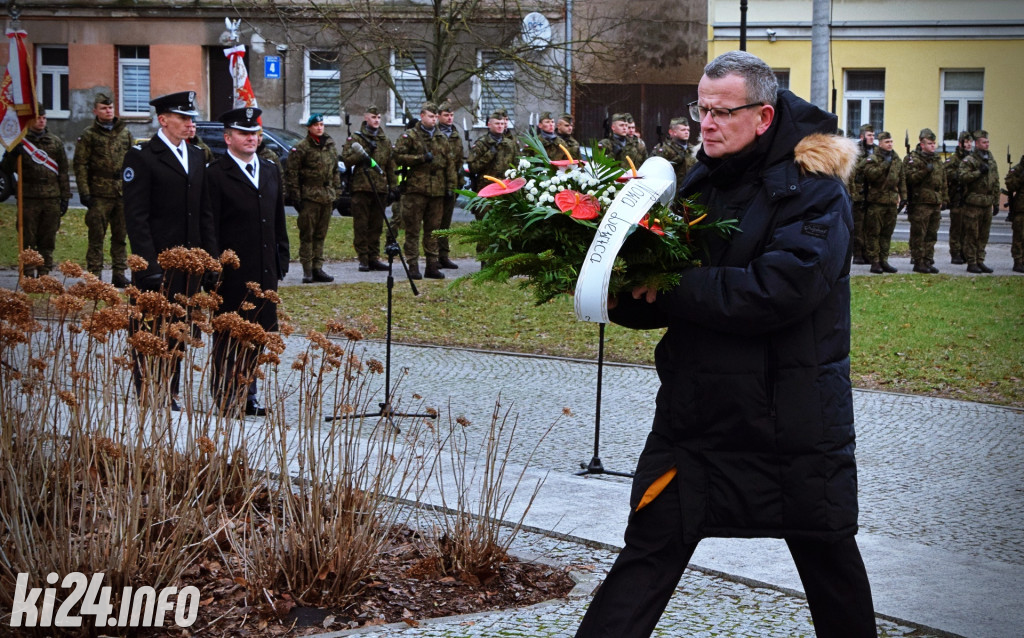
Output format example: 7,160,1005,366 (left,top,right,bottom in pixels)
902,129,912,213
345,112,351,138
904,129,911,156
656,112,663,146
